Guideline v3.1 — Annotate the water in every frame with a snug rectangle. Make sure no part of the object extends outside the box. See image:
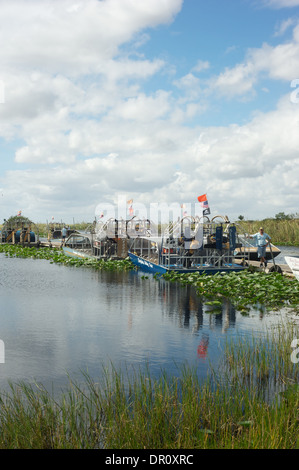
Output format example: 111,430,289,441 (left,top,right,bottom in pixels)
0,247,297,394
275,245,299,264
